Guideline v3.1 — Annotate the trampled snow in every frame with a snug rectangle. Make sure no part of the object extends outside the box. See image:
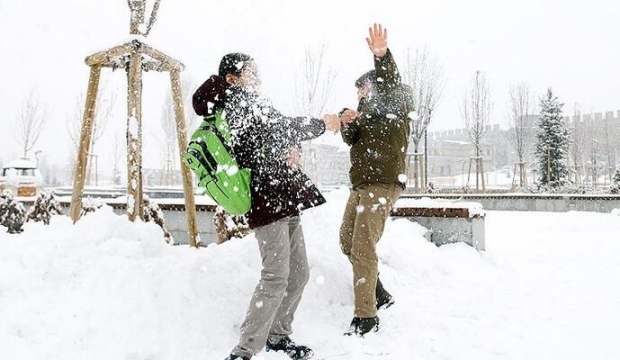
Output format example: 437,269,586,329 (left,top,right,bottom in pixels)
1,188,619,359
